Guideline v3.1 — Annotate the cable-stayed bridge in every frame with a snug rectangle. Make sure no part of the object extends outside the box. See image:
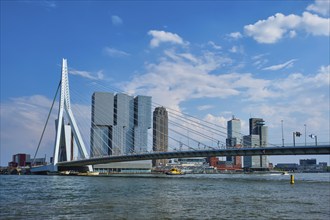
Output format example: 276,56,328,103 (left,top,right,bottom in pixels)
57,145,330,167
31,59,330,173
